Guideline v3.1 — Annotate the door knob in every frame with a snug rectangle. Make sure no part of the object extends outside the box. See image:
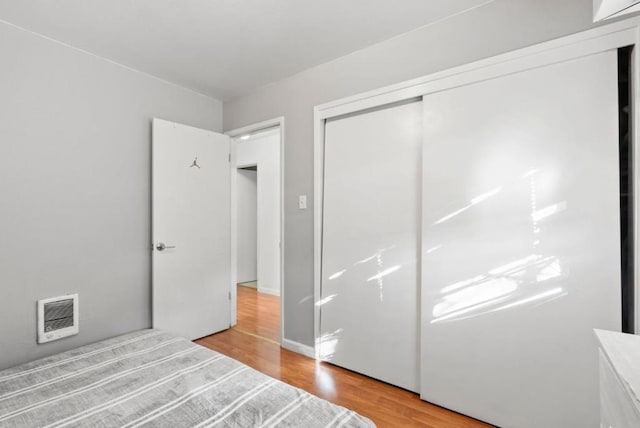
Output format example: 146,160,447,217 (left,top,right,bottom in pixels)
156,242,176,251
